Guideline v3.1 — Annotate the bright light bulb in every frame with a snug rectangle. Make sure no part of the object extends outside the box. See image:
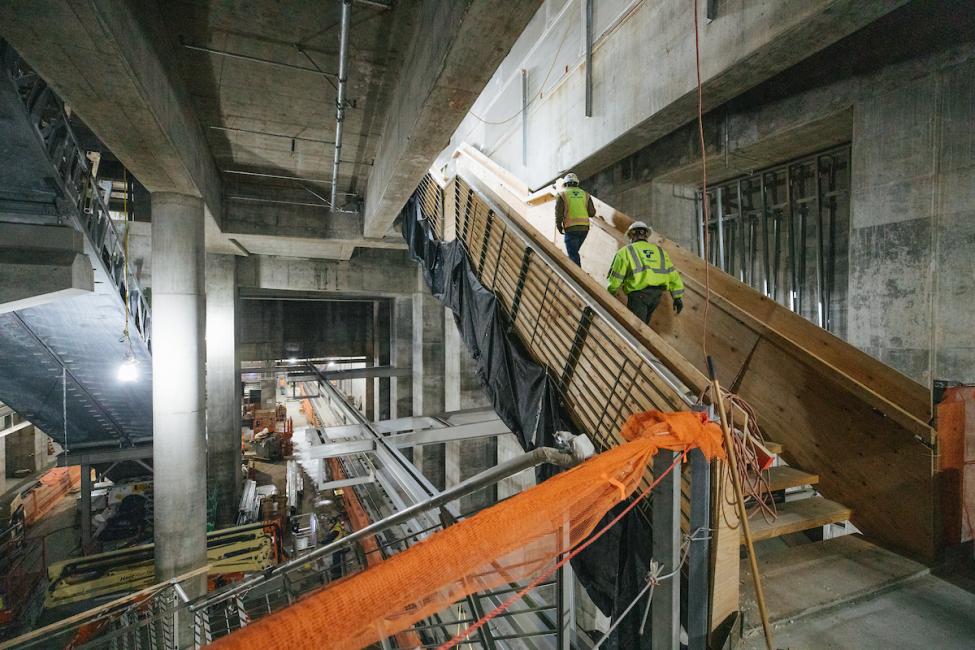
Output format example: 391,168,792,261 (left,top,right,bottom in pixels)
327,361,337,369
287,357,298,364
117,357,138,382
